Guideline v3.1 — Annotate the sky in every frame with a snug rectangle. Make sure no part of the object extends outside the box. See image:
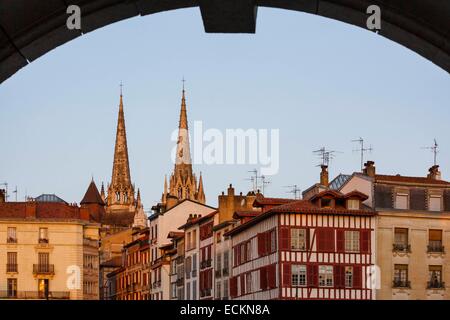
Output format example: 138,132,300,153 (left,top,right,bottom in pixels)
0,7,449,211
